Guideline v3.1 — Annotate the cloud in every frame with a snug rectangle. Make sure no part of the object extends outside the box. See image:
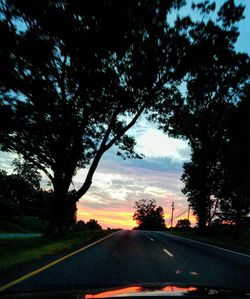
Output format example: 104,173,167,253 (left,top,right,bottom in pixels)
0,115,193,229
0,151,18,173
75,149,190,229
77,204,136,229
127,116,191,161
135,128,190,160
